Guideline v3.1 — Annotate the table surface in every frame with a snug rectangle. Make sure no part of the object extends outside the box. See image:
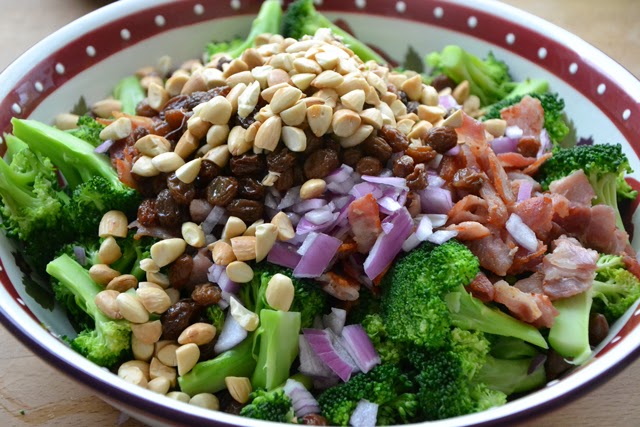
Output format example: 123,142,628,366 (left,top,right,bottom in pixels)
1,0,639,426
